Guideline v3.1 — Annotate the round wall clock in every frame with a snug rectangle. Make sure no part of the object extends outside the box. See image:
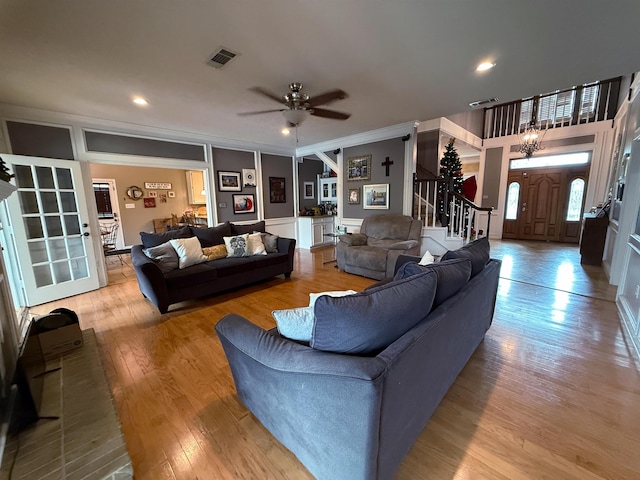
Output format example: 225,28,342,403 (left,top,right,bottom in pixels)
126,185,144,200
